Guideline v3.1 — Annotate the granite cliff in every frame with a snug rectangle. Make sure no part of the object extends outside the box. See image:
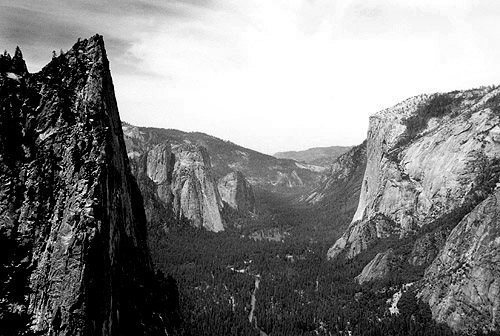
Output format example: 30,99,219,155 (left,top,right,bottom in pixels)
327,86,500,332
170,144,225,231
329,88,500,260
419,188,500,332
126,132,228,232
0,36,174,335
